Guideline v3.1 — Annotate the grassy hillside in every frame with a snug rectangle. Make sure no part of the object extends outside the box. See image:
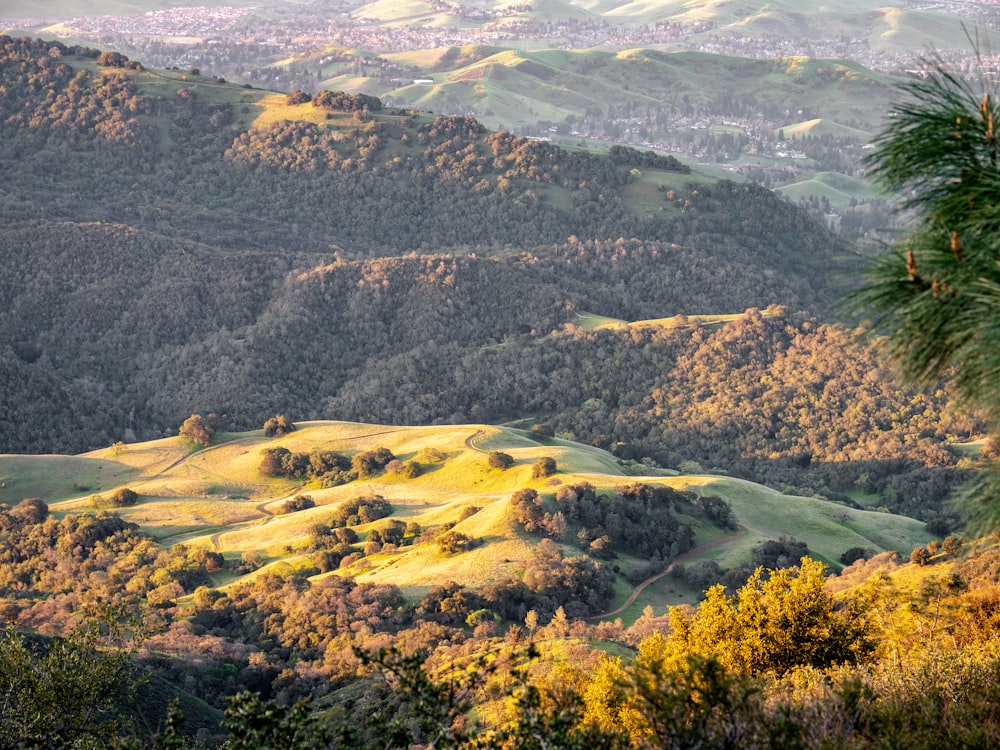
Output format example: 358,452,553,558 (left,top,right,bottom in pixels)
317,47,900,136
2,421,934,618
777,171,879,208
781,118,873,140
574,308,780,331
